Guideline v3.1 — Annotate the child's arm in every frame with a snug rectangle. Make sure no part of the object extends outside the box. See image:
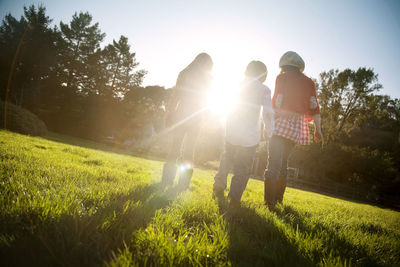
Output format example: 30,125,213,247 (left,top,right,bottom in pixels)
262,88,274,138
313,114,323,143
308,80,323,143
165,88,179,127
165,73,185,127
